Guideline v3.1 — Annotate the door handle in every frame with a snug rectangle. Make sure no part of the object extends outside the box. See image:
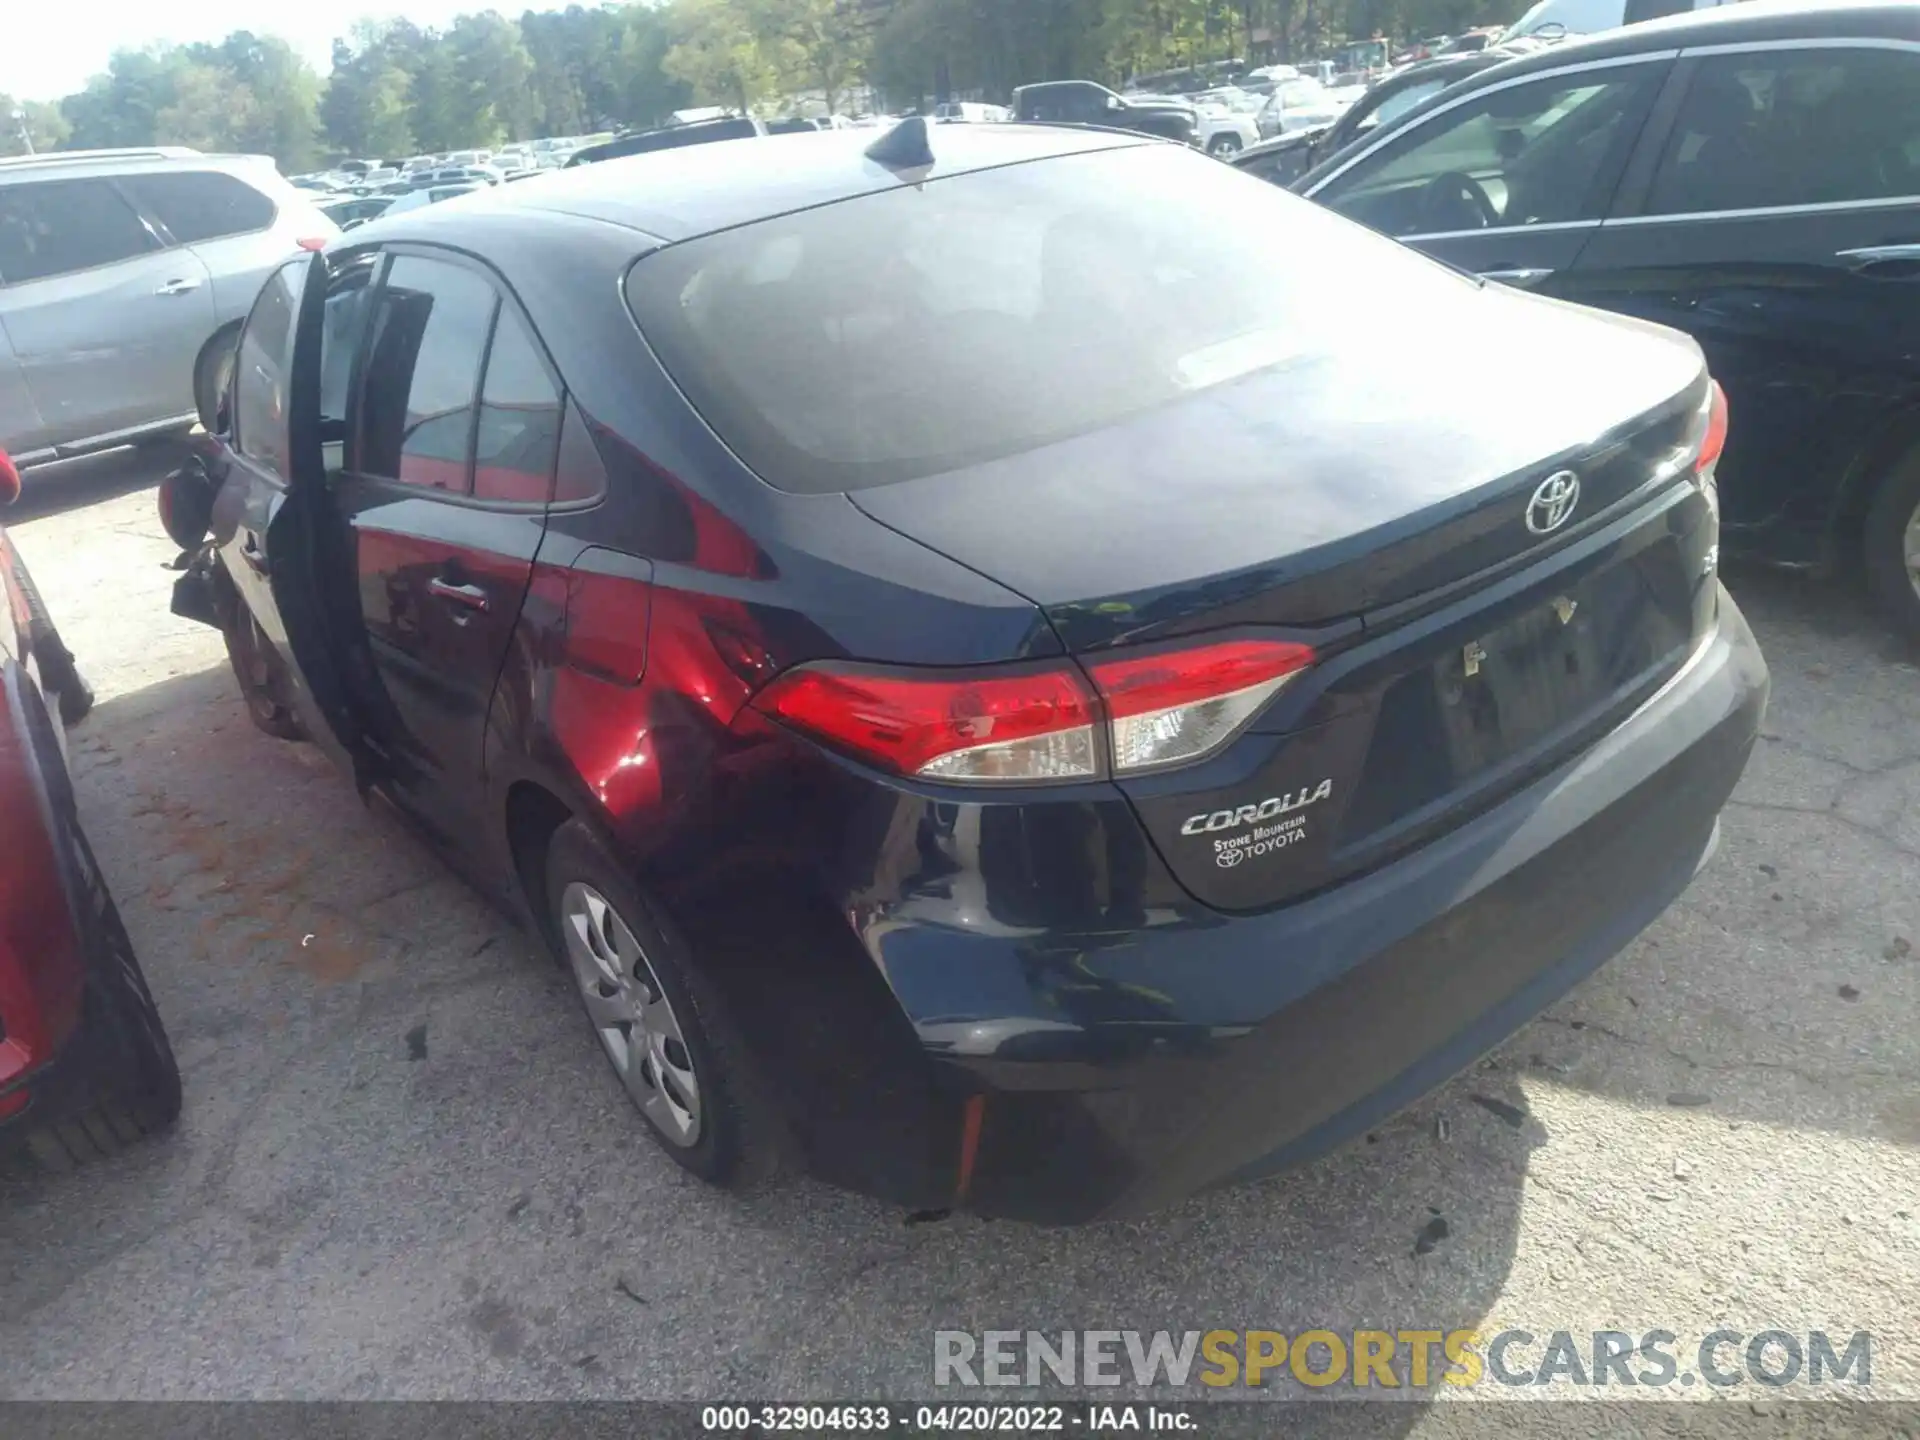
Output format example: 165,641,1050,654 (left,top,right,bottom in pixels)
1837,244,1920,278
154,277,204,296
427,577,490,612
1479,267,1554,288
